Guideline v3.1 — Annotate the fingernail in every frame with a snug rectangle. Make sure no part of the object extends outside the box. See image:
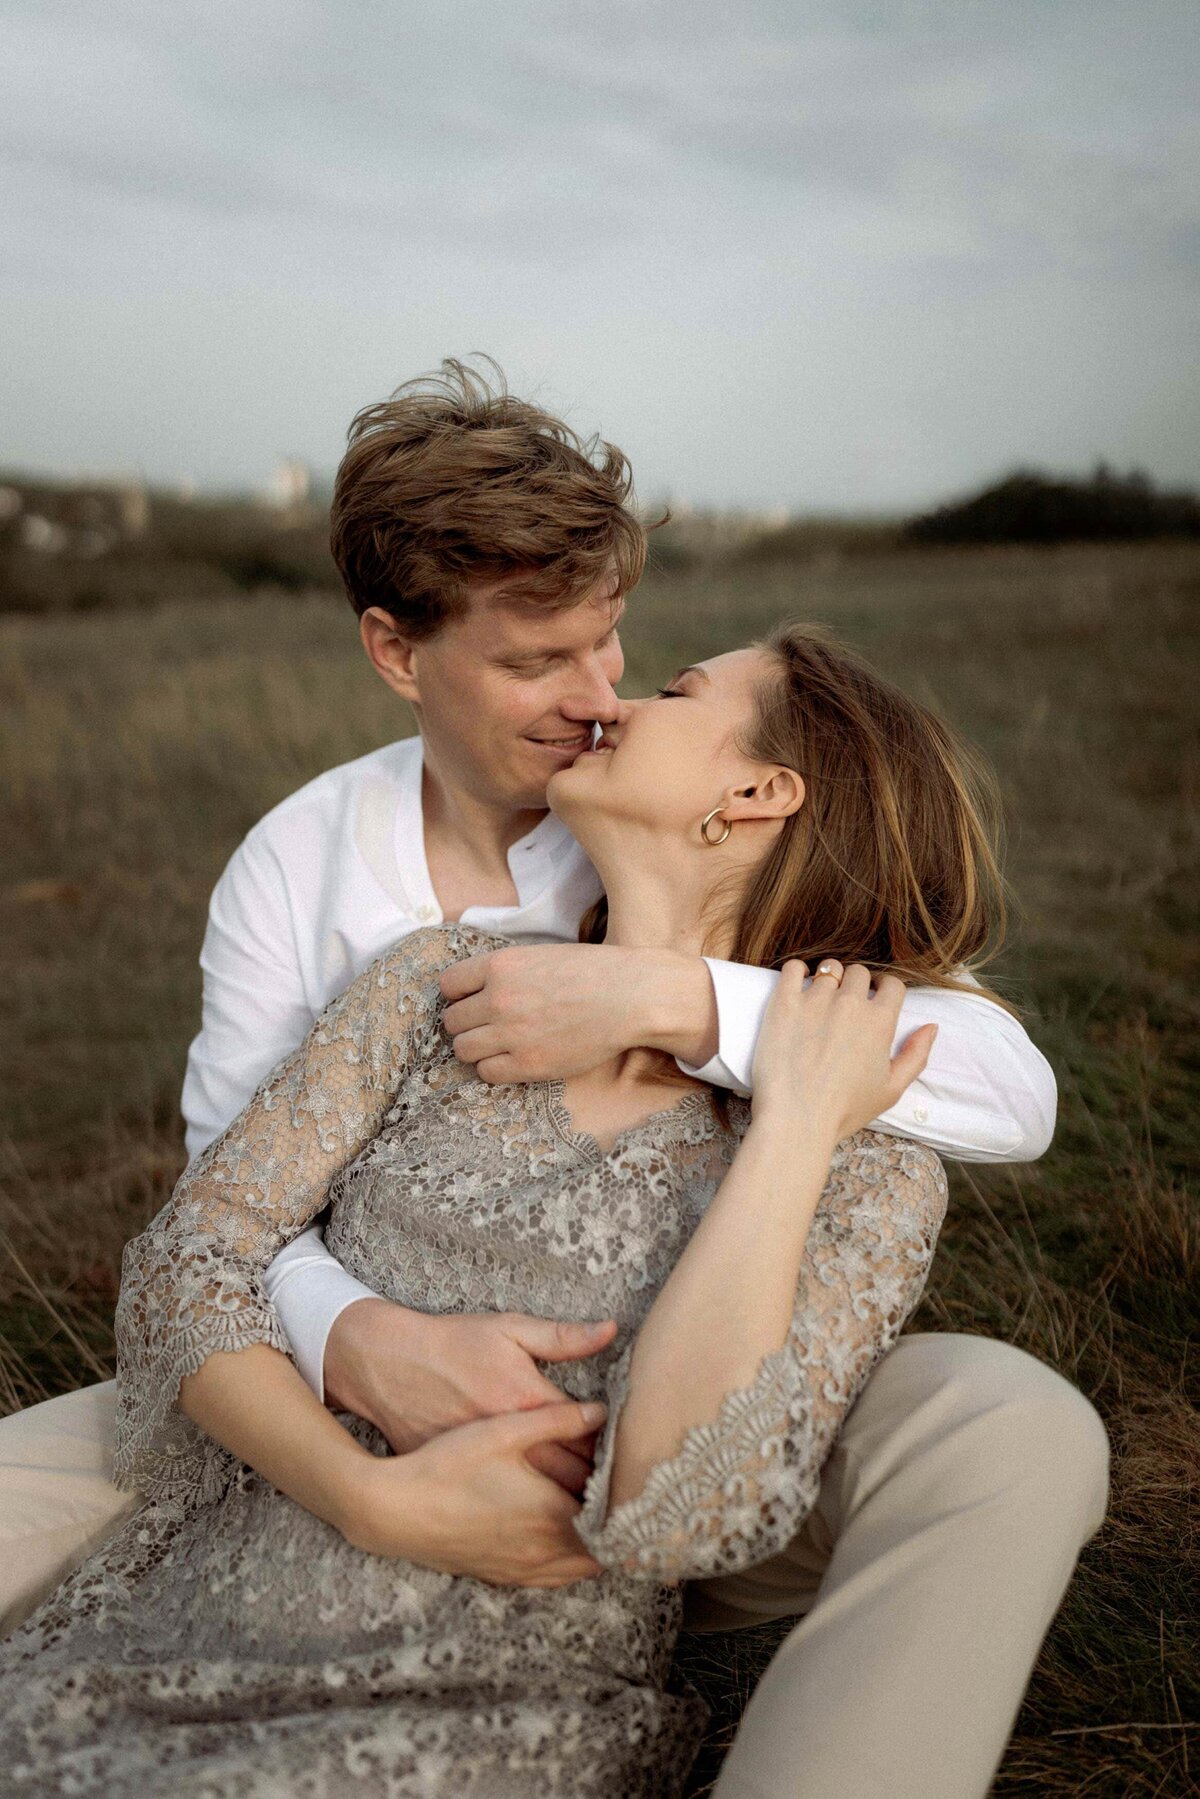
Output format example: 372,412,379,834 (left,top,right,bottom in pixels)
581,1403,607,1426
